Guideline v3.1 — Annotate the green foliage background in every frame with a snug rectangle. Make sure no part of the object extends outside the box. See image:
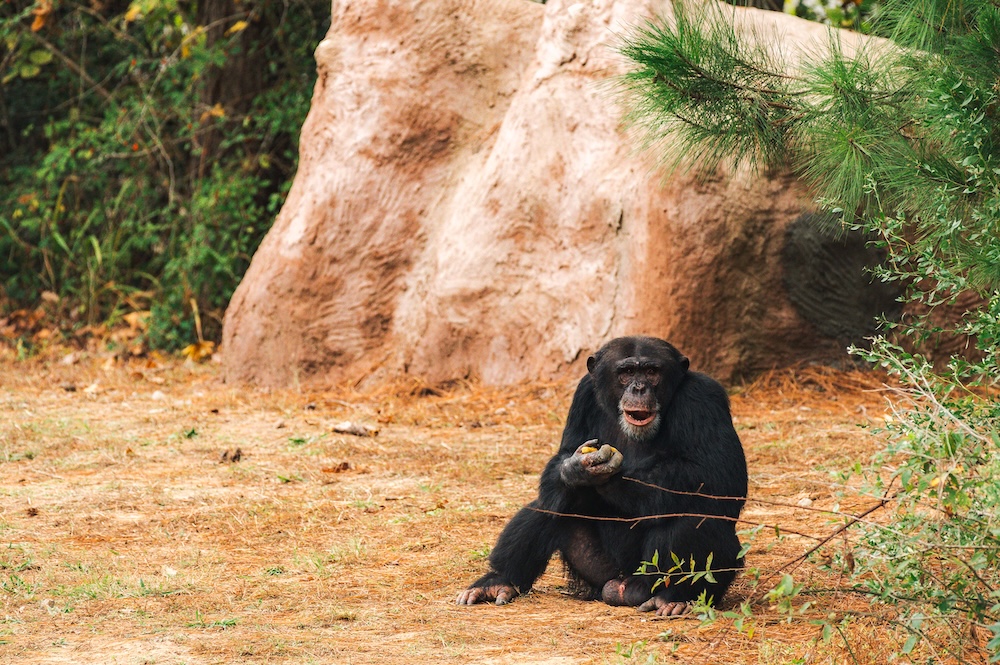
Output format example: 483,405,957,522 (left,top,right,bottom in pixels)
0,0,328,349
